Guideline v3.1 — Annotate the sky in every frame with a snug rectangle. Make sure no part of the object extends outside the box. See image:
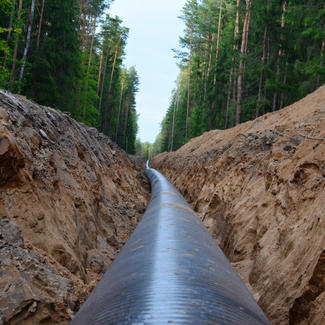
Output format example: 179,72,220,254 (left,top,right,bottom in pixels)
109,0,186,143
